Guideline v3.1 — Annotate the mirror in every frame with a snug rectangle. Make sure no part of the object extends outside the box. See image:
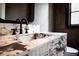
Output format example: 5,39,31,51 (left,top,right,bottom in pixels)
67,3,79,27
0,3,34,24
